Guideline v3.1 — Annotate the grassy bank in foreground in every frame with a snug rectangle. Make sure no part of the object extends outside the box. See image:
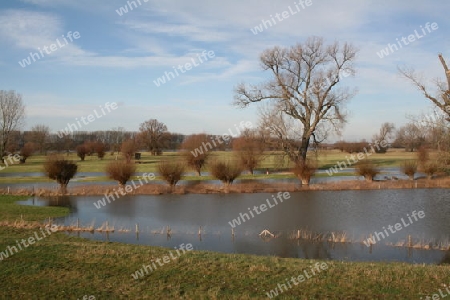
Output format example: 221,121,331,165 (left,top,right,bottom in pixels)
0,196,449,299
